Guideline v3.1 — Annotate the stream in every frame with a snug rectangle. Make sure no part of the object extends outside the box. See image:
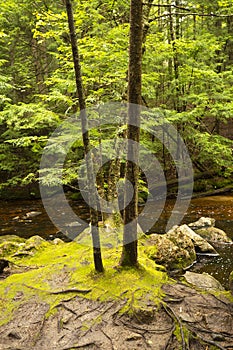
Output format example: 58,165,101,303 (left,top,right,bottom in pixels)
0,194,233,288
